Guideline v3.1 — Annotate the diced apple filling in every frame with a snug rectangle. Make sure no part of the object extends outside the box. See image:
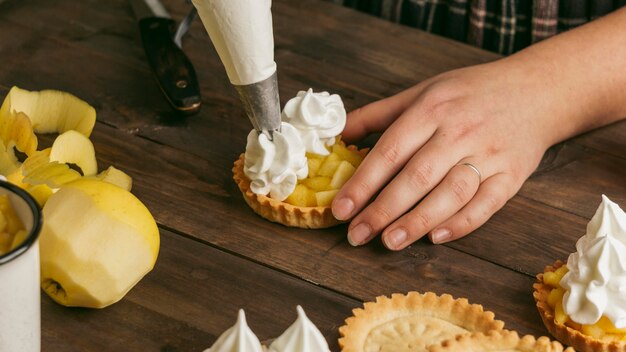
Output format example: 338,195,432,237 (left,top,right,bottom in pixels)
284,140,363,207
0,194,26,255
